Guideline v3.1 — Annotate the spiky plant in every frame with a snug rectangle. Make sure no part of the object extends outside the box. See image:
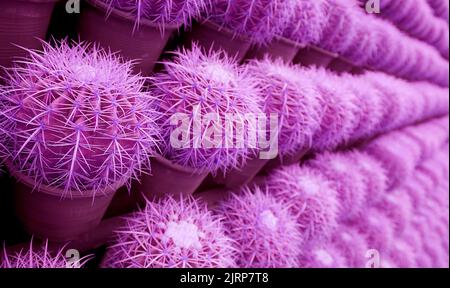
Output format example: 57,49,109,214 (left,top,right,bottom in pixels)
151,45,262,175
388,238,417,268
300,67,359,151
0,240,91,268
331,224,369,268
216,186,303,268
246,59,321,158
299,243,347,268
308,152,367,221
97,0,207,29
376,191,413,235
282,0,329,45
266,165,339,243
102,196,236,268
207,0,297,45
0,40,159,196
